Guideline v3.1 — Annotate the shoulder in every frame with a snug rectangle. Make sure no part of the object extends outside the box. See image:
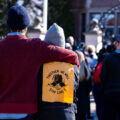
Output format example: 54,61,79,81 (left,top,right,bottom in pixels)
75,50,84,56
102,52,115,66
26,38,51,48
75,50,85,60
104,52,114,60
27,38,43,44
